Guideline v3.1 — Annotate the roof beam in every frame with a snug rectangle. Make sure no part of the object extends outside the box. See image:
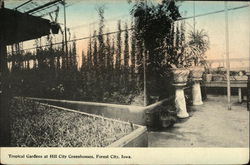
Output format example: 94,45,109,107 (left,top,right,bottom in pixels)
14,0,32,10
178,4,249,21
25,0,62,14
